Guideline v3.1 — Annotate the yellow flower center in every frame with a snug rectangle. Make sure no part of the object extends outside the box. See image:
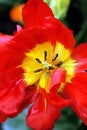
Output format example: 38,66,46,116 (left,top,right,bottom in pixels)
21,42,76,93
